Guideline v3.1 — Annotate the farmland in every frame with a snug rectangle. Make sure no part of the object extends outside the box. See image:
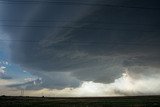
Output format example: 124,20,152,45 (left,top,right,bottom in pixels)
0,95,160,107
